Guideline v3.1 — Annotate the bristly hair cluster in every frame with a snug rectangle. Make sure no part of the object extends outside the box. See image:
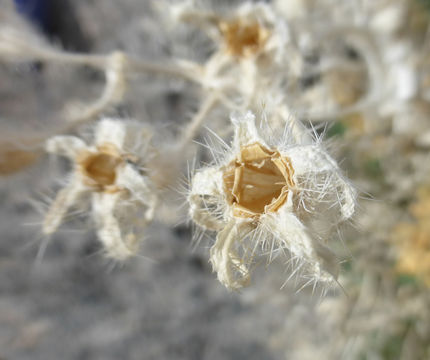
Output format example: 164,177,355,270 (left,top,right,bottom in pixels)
43,119,157,260
188,111,356,290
